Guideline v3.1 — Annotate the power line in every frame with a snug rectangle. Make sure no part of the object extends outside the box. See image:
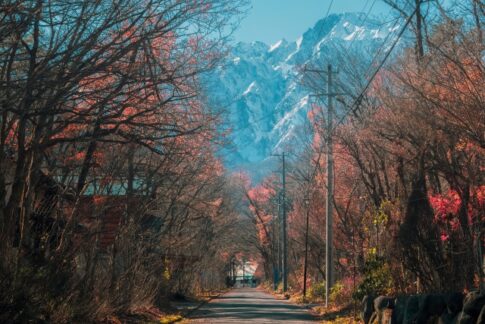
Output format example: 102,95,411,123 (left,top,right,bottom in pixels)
308,14,401,122
333,2,420,128
300,9,420,293
344,0,378,52
224,2,410,146
353,3,409,99
320,0,335,36
224,0,397,139
306,0,395,74
303,0,335,65
227,0,337,138
302,3,399,119
304,12,397,139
